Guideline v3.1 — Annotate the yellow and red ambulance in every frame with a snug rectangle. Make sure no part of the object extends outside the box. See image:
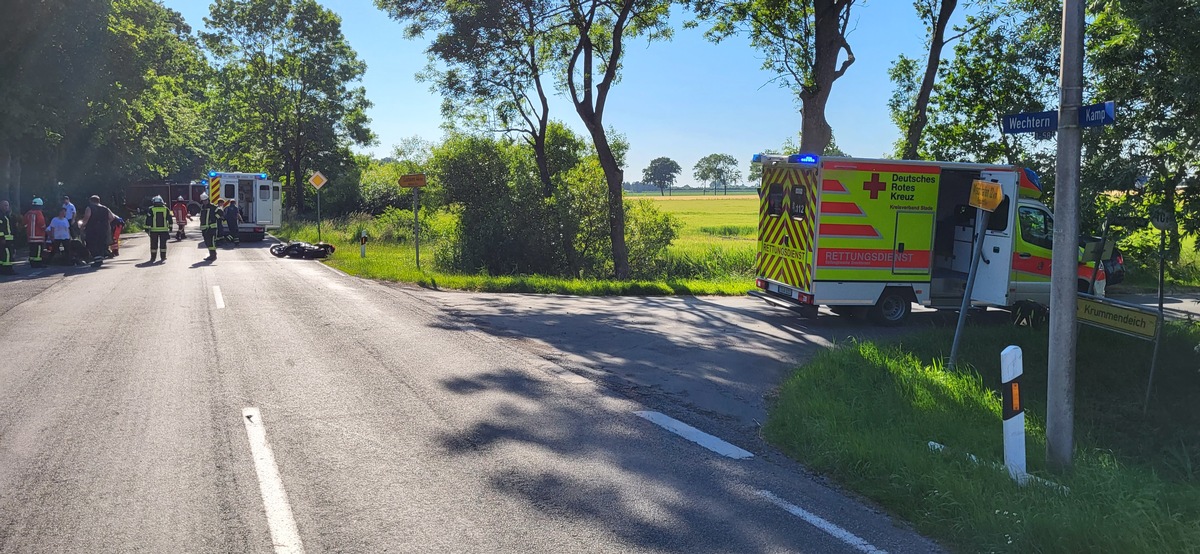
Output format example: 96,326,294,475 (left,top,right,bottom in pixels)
750,154,1104,324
